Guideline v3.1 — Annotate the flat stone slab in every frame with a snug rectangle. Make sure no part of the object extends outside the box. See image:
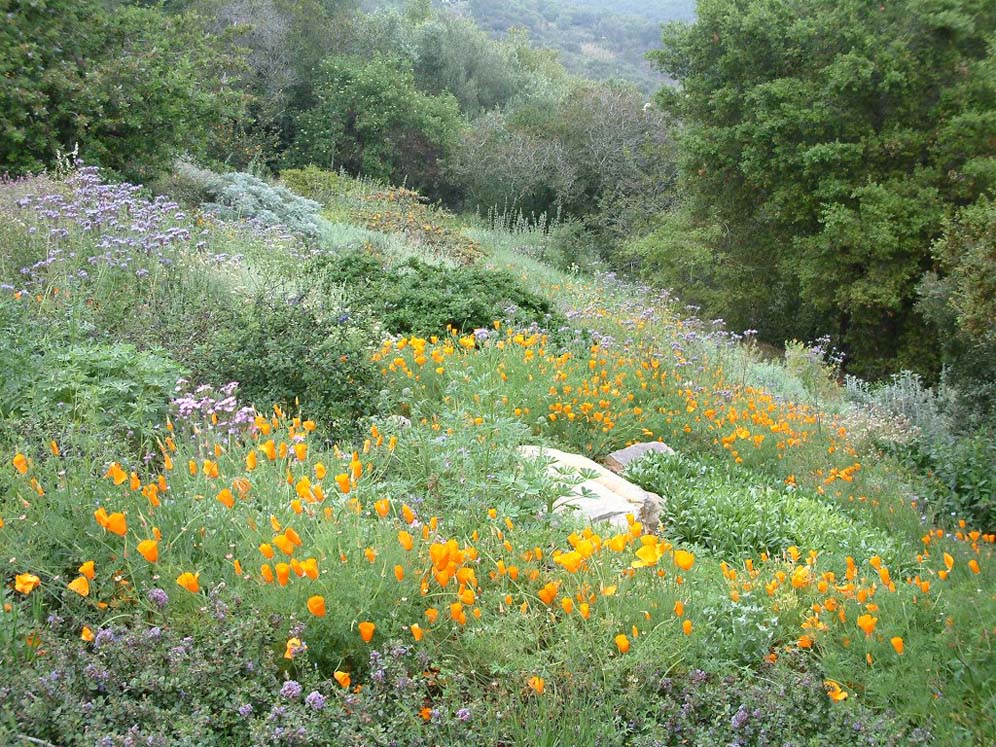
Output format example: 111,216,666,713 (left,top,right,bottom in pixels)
518,445,661,529
604,441,675,474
